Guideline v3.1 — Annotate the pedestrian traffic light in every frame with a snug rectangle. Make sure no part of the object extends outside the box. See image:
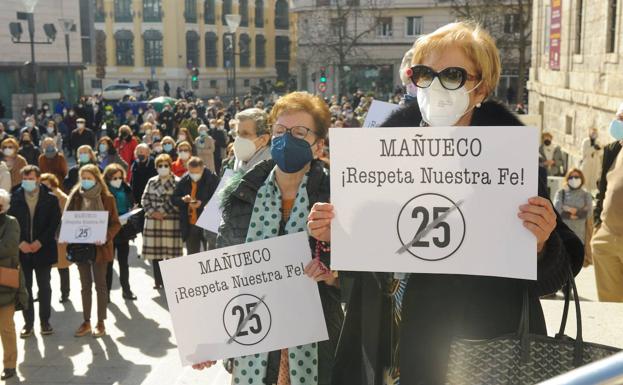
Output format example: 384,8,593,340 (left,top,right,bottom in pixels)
191,67,199,89
319,67,327,83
